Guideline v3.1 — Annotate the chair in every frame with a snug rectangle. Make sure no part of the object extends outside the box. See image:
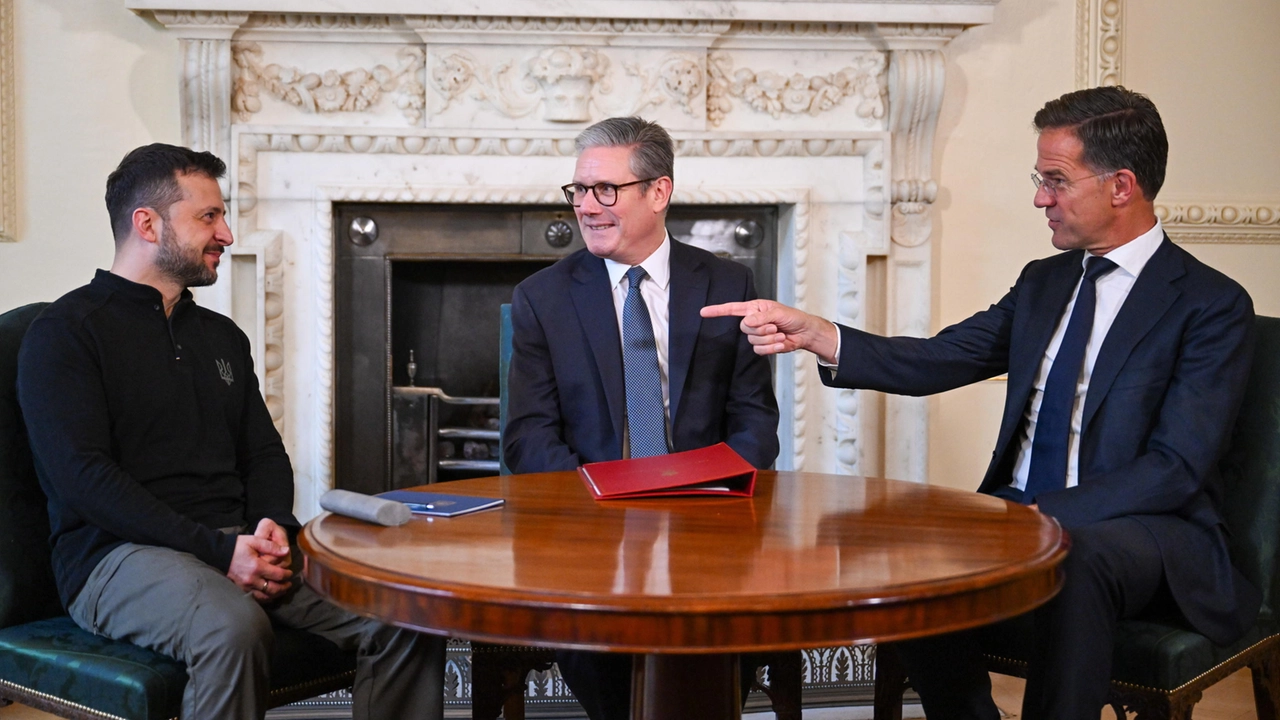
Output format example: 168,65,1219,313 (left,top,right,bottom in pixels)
874,315,1280,720
0,302,357,720
471,304,802,720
